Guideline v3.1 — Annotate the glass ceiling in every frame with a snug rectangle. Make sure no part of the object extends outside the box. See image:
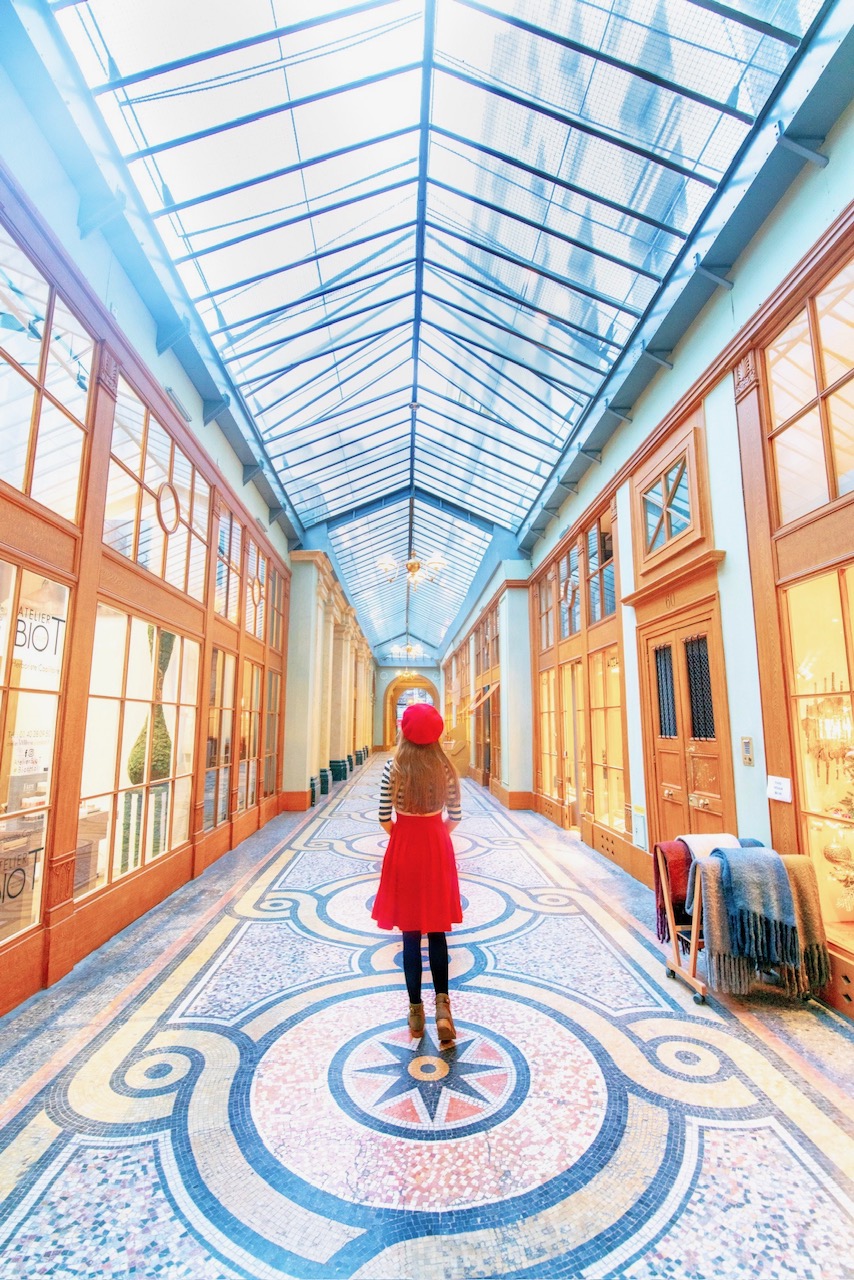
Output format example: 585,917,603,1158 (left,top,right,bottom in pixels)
52,0,826,658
